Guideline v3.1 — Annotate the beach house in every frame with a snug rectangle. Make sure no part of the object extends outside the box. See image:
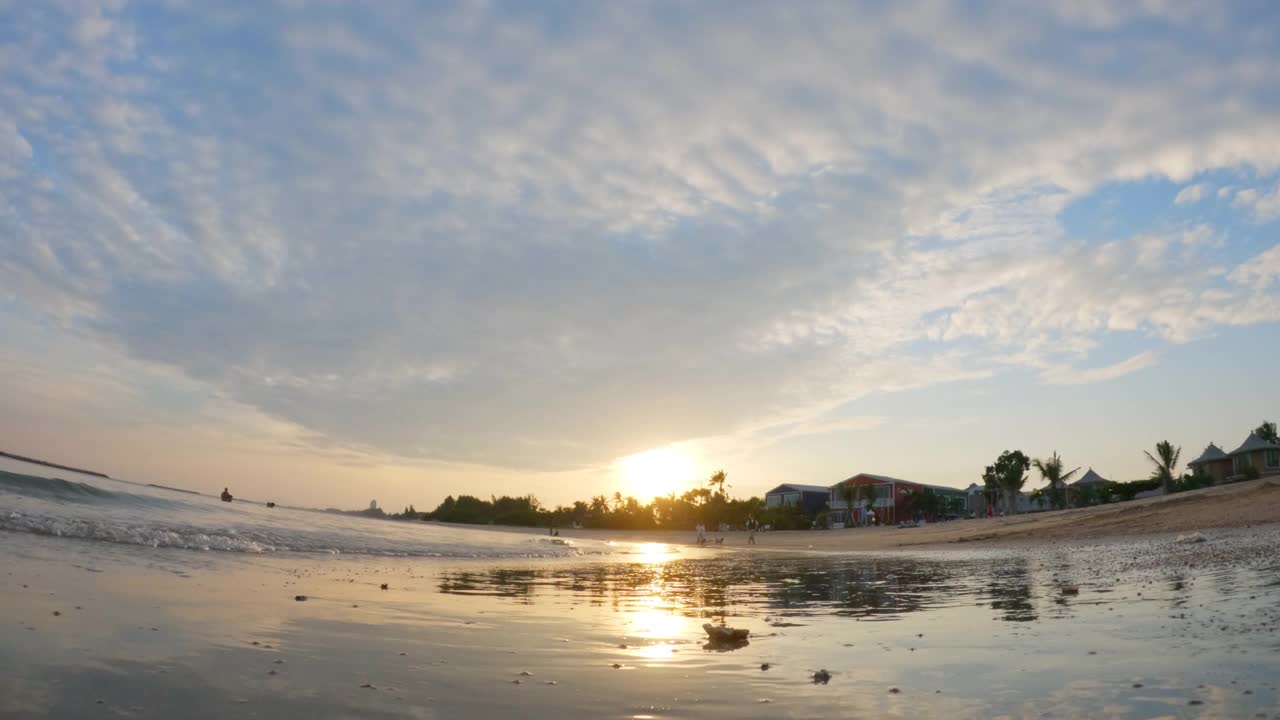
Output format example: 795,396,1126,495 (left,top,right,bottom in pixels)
829,473,967,526
763,483,832,516
1187,443,1231,484
1067,468,1112,504
1227,433,1280,479
1189,433,1280,483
